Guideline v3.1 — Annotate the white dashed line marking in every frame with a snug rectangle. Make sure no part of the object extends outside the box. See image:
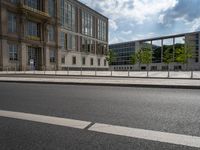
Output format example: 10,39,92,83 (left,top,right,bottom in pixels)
1,110,200,148
0,110,91,129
